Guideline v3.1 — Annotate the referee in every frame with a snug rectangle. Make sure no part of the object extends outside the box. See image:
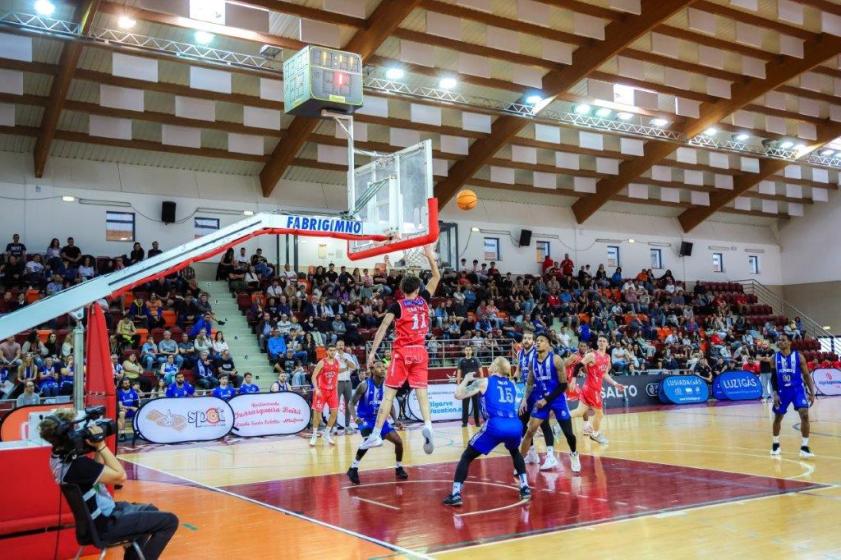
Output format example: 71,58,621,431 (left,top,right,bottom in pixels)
456,346,483,428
